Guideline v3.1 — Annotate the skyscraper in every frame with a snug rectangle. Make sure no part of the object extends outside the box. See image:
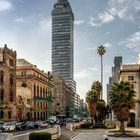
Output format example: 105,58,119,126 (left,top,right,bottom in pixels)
52,0,76,92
